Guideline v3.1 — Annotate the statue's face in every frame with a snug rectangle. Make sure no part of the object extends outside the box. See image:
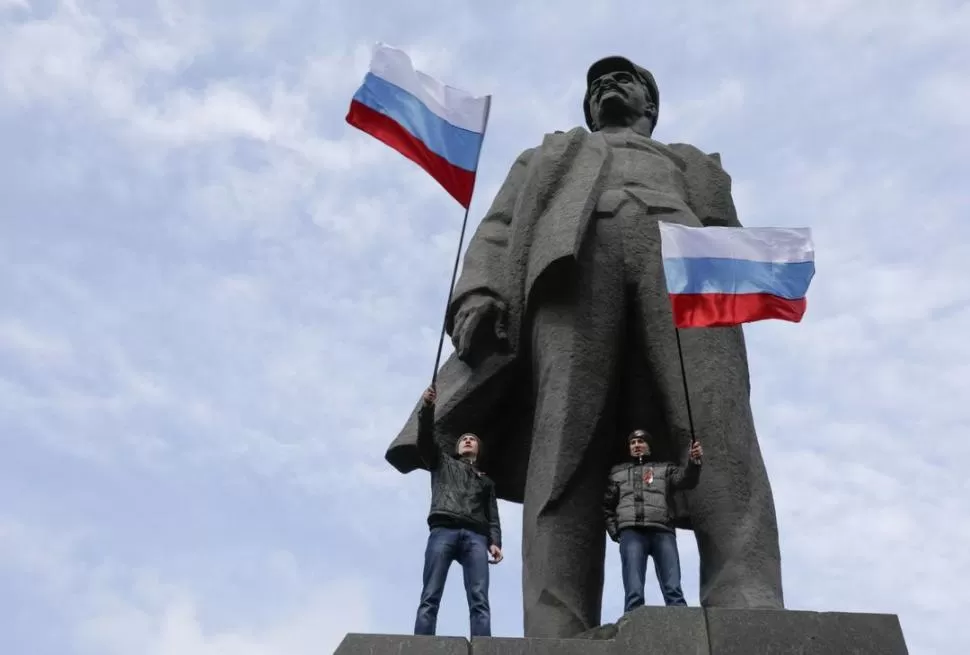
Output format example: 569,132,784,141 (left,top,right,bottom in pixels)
457,433,479,457
628,433,650,458
589,70,653,129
